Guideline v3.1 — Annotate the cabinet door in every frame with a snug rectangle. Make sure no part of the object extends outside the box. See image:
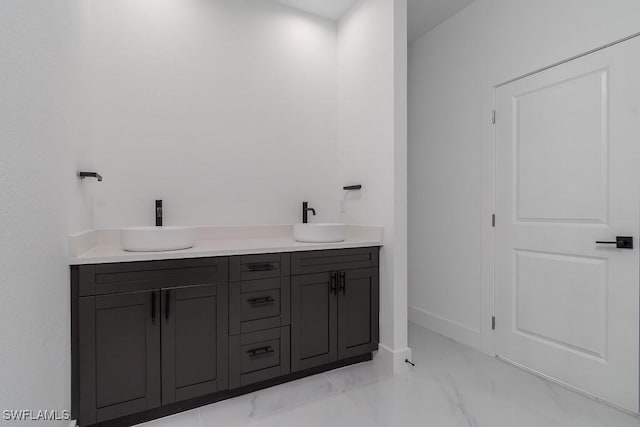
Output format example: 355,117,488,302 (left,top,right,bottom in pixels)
161,283,228,404
337,268,379,359
291,272,338,371
78,291,161,425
